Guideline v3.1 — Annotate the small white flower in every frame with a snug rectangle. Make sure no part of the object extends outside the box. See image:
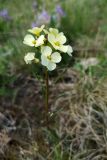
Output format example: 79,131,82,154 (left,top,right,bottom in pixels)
41,46,62,71
23,34,45,47
28,25,45,36
48,29,68,53
24,52,35,64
